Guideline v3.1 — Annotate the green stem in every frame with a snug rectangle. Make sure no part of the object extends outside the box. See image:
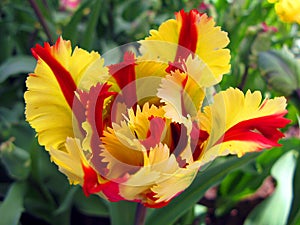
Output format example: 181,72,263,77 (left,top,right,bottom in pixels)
28,0,53,43
134,203,147,225
238,65,249,90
